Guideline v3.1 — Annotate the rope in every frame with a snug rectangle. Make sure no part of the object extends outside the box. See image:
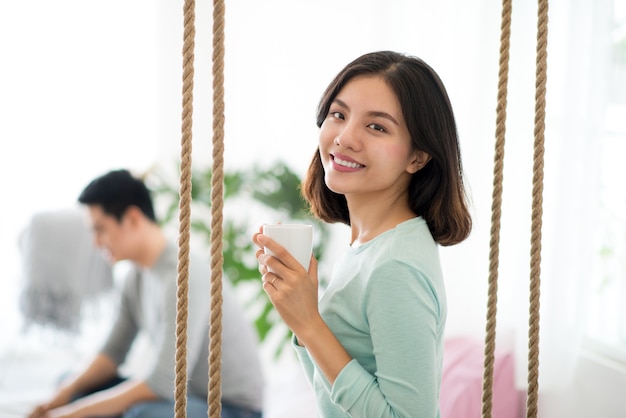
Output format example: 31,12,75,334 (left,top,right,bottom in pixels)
483,0,548,416
481,0,512,416
526,0,549,416
174,0,195,417
208,0,226,417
